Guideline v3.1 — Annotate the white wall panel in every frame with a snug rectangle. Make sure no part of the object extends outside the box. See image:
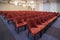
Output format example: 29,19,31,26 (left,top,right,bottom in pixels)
39,3,43,11
43,3,50,12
